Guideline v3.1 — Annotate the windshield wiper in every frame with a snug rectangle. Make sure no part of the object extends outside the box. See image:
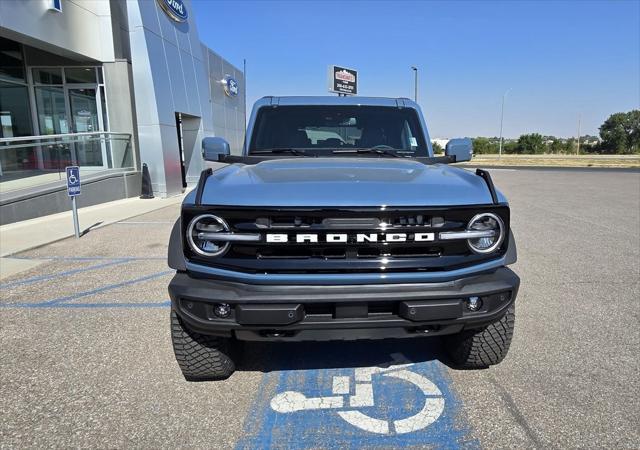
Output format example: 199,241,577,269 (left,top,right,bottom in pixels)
332,148,401,158
251,148,307,156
